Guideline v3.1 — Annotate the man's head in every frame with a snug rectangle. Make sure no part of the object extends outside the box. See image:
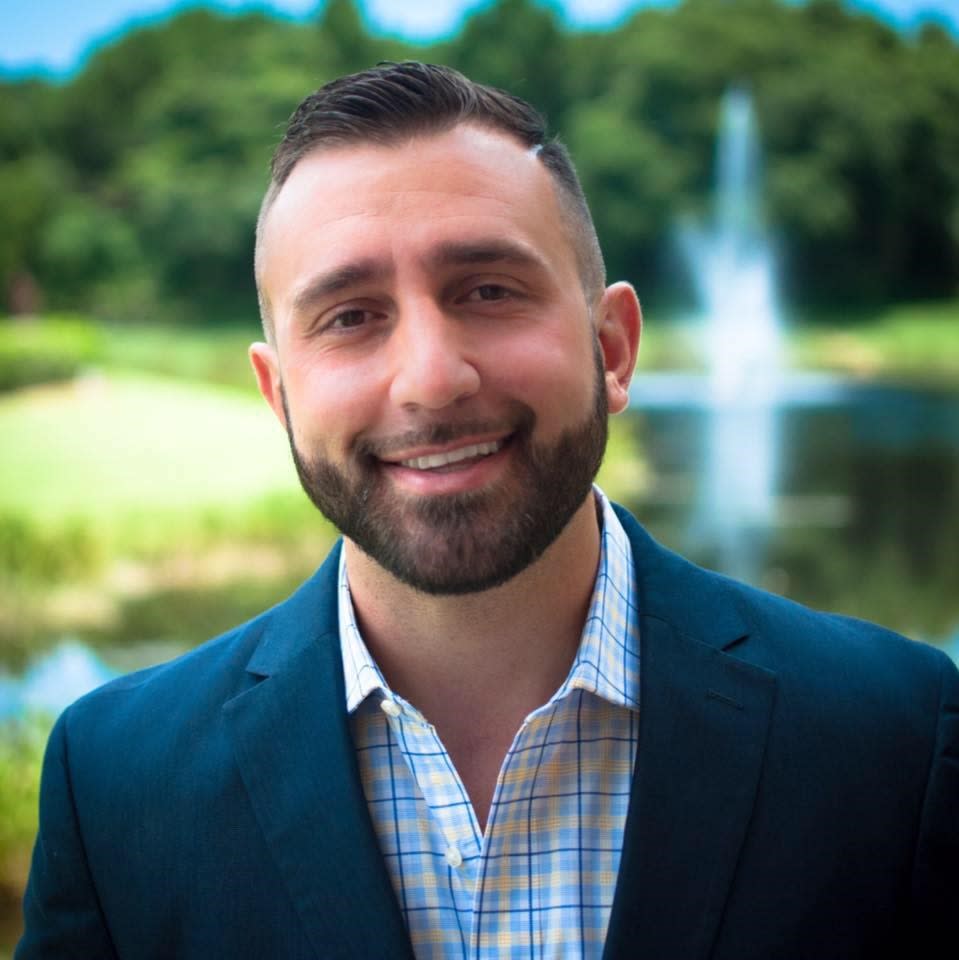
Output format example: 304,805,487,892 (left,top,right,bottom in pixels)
250,63,640,595
255,61,605,340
